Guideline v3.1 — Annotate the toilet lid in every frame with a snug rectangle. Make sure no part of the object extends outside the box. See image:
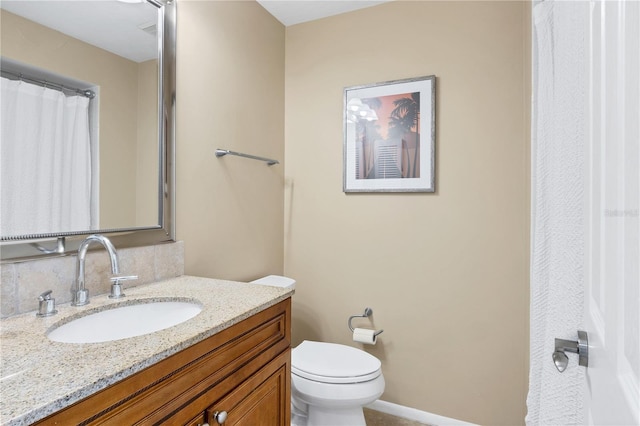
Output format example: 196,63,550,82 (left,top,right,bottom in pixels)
292,340,382,384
